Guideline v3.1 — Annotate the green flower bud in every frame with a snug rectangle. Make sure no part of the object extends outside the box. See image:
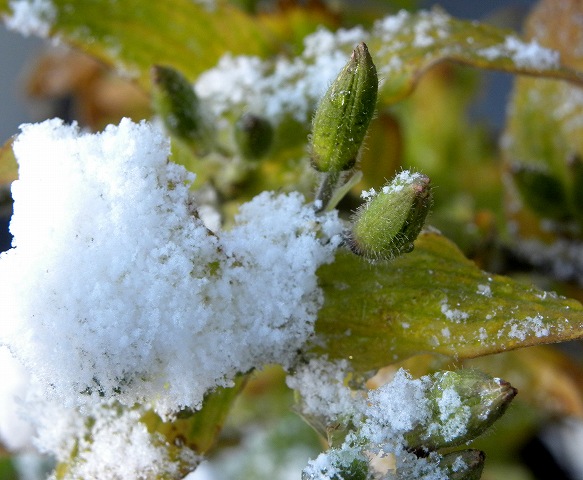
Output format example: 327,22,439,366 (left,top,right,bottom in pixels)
310,42,378,173
406,370,517,451
347,171,432,262
439,450,485,480
151,65,213,154
510,162,569,220
234,113,274,160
